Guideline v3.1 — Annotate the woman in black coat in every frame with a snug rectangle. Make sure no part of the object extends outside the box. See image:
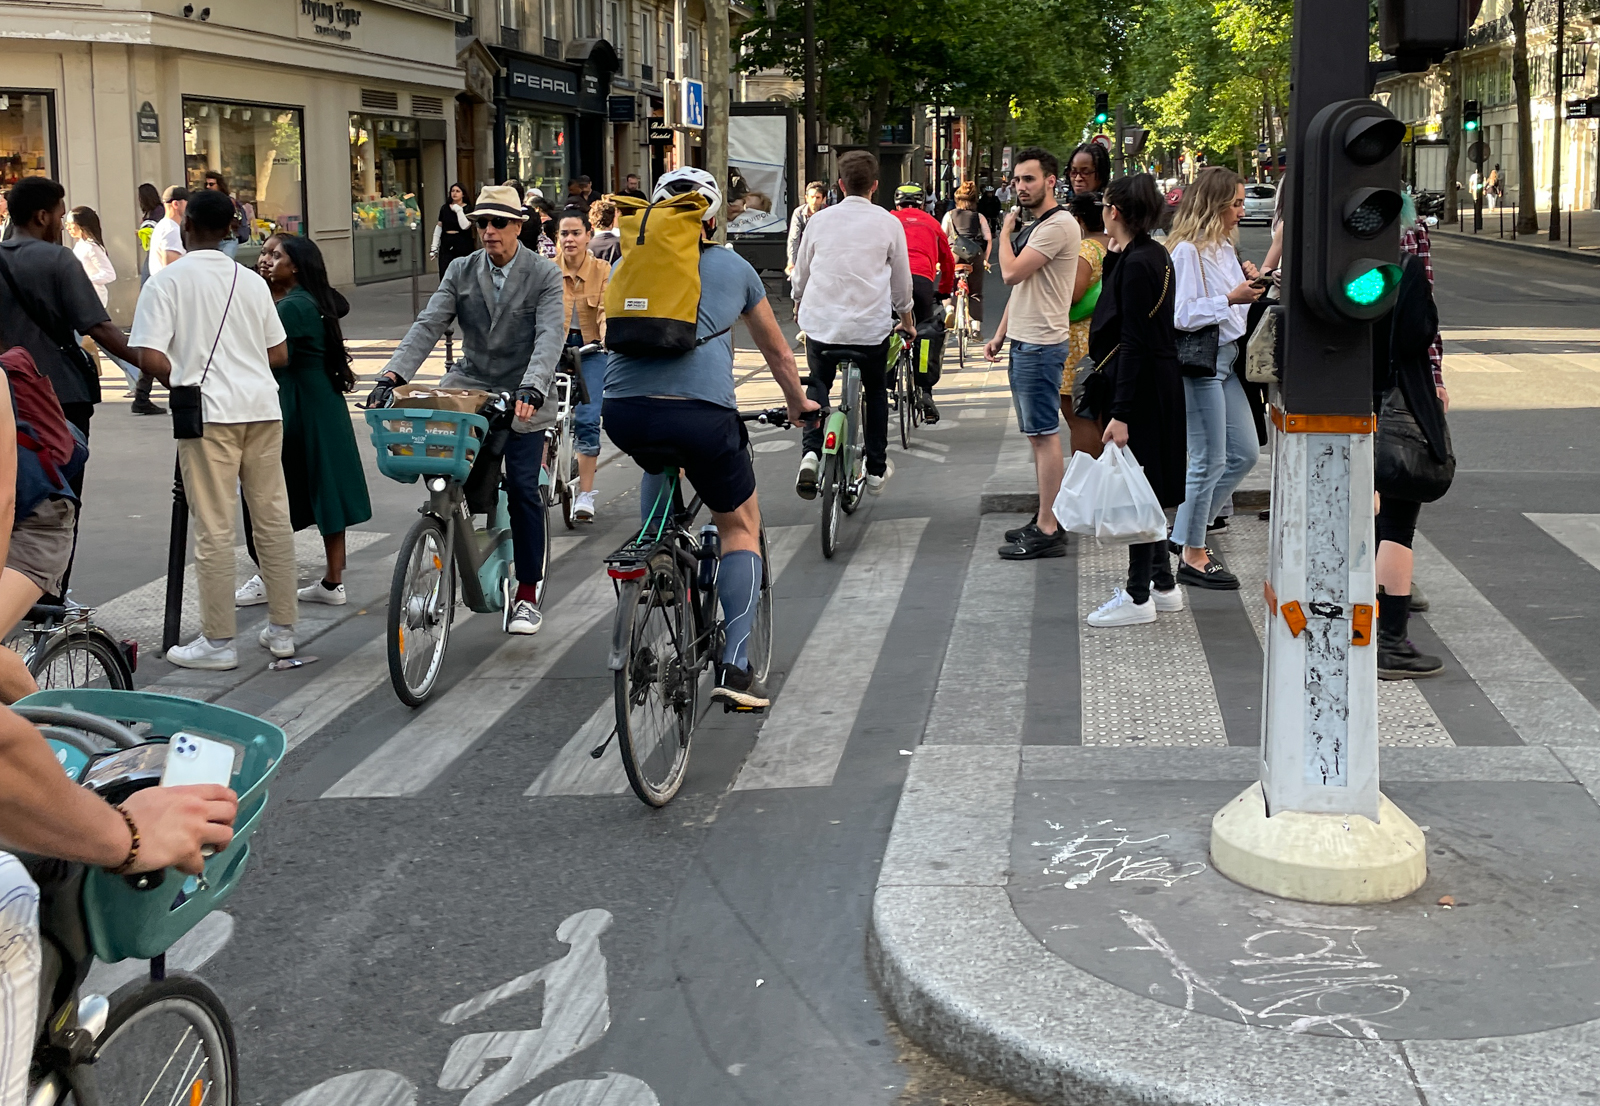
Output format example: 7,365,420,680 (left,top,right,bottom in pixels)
1083,173,1188,627
432,182,477,270
1372,247,1448,679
